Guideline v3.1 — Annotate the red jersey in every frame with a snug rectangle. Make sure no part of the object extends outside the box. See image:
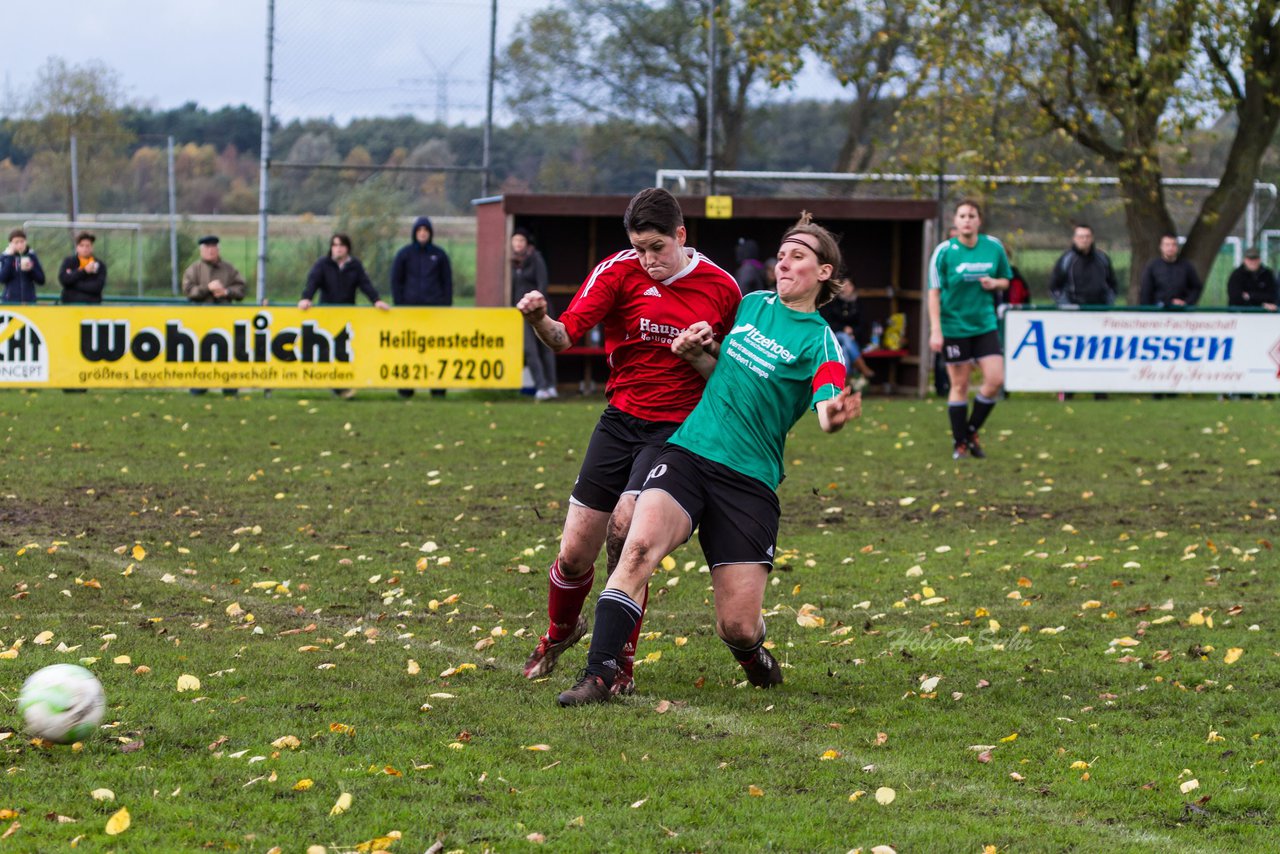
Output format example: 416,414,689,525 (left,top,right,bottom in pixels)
559,248,741,423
